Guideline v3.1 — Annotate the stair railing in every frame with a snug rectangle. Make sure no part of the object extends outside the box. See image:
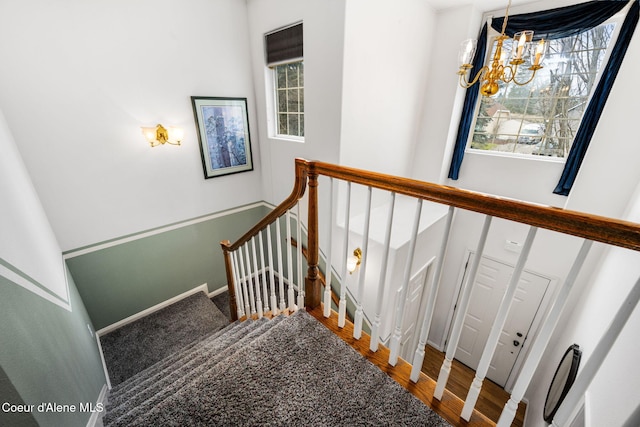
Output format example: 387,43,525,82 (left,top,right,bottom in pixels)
221,158,640,426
